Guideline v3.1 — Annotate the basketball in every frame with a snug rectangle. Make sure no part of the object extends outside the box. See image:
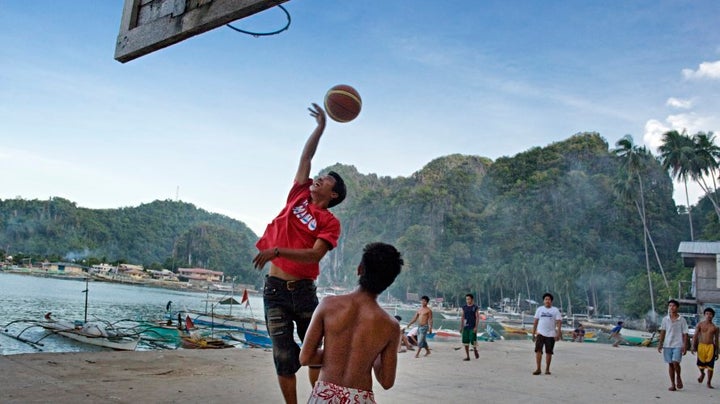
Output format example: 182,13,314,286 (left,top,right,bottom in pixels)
324,85,362,123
